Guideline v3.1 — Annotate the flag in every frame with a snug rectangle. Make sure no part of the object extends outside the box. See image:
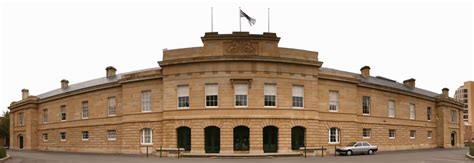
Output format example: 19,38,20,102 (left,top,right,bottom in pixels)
240,9,256,26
